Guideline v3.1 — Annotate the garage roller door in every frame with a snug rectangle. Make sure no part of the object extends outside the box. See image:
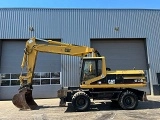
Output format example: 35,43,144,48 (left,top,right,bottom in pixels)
1,40,60,73
91,39,147,70
91,39,150,94
0,40,61,100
